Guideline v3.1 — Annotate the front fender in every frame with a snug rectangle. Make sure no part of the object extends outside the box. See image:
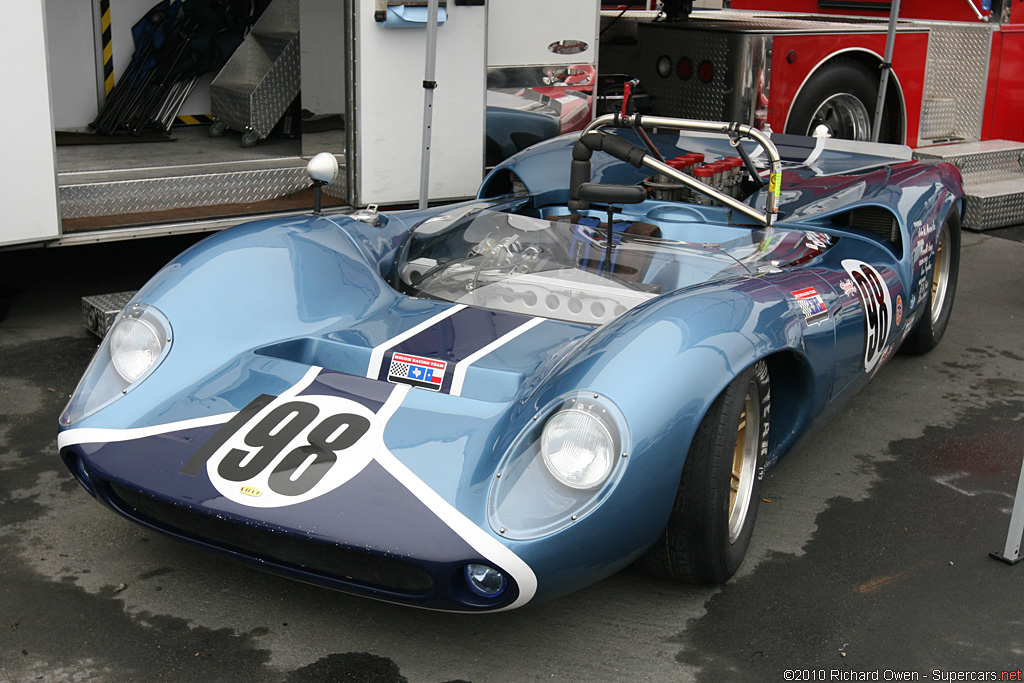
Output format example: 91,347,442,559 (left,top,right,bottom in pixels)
496,275,819,592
